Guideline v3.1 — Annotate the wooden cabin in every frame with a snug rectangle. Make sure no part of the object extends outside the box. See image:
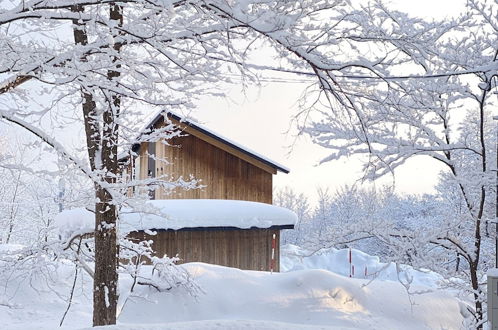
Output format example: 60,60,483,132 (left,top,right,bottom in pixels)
121,111,295,271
